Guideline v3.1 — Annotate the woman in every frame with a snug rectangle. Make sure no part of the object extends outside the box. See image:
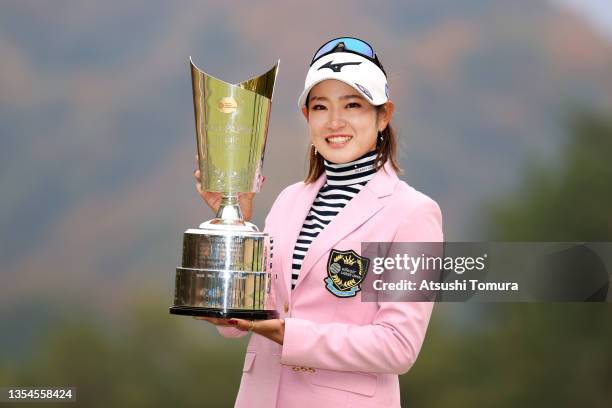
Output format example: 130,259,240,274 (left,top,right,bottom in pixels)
194,37,443,408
